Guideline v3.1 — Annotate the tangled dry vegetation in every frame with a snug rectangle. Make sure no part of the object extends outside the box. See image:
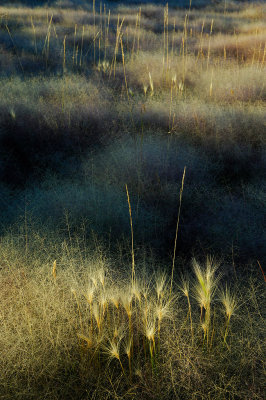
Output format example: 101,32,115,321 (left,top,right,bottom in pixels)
0,1,265,399
0,231,265,399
